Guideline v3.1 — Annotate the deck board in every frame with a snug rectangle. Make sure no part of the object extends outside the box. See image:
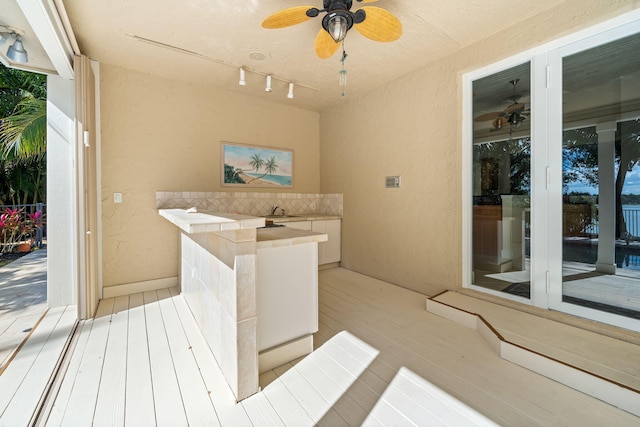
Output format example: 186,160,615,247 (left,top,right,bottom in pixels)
0,305,75,426
155,288,220,427
59,299,113,425
0,250,48,373
261,377,315,425
45,318,91,424
125,292,156,425
168,287,252,427
93,294,129,427
144,290,189,427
